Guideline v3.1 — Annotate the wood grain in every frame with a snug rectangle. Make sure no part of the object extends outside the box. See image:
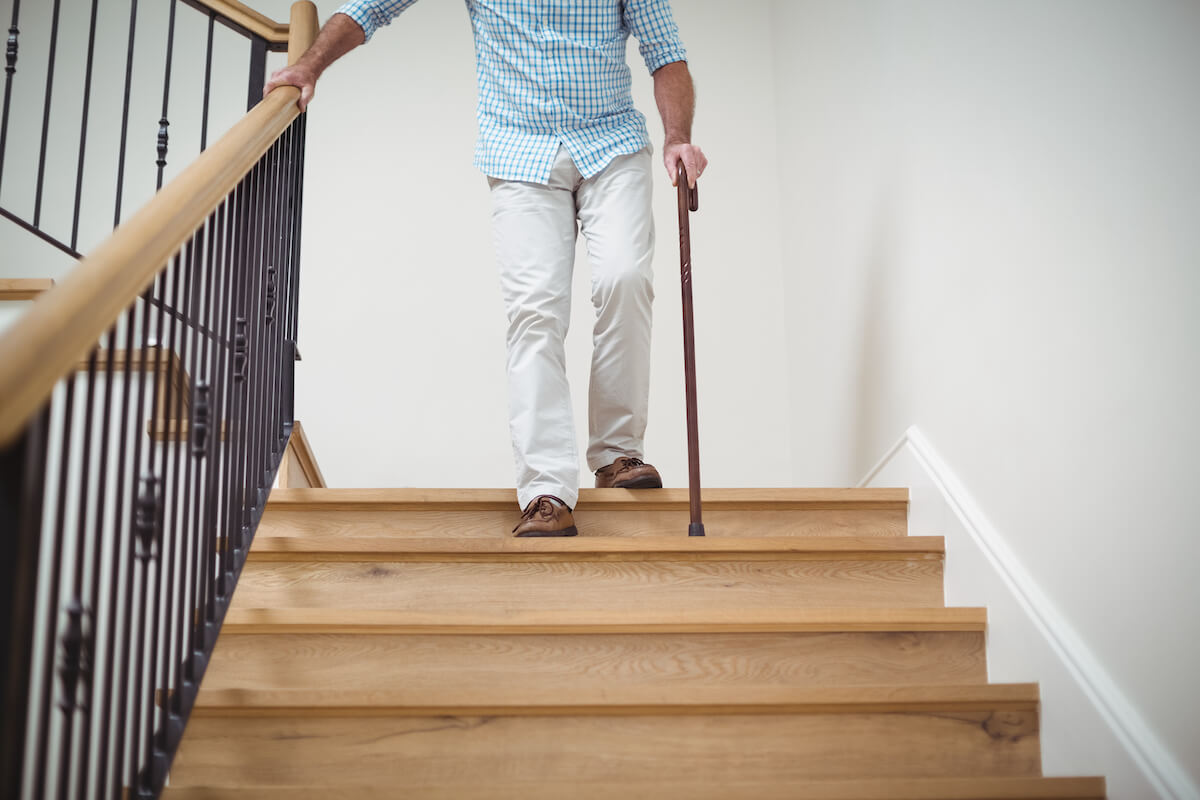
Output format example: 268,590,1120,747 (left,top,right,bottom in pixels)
231,558,944,611
188,683,1039,716
161,776,1107,800
285,420,325,487
186,0,290,42
0,278,54,300
256,507,908,539
266,487,909,511
220,606,987,635
201,631,987,692
169,710,1041,786
244,535,943,562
